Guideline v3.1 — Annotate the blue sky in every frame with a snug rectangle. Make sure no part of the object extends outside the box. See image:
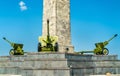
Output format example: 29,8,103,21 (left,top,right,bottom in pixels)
0,0,120,58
